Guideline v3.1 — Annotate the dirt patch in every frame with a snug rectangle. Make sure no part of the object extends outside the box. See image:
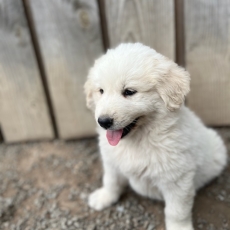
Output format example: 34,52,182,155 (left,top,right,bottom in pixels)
0,128,229,230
